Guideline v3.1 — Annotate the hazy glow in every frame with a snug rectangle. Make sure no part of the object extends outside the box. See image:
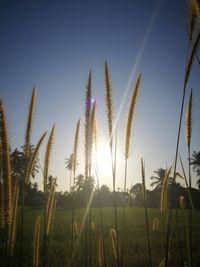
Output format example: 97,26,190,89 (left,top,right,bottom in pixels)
1,0,199,190
93,142,112,180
